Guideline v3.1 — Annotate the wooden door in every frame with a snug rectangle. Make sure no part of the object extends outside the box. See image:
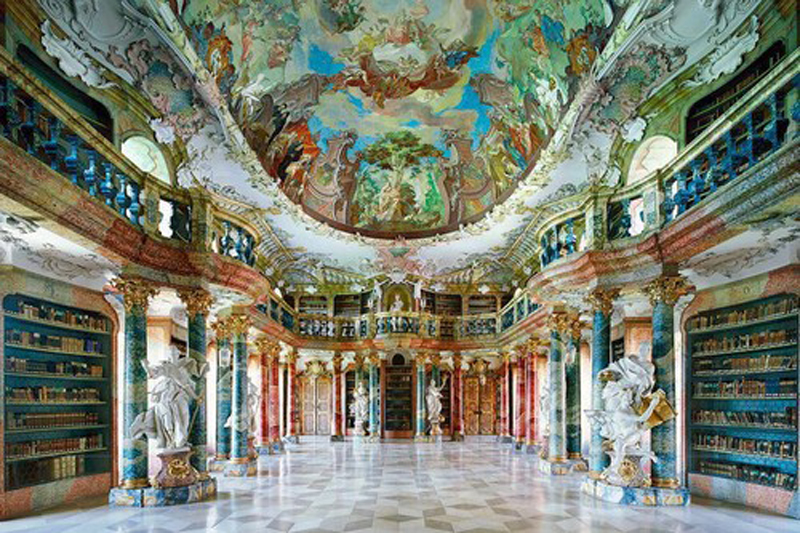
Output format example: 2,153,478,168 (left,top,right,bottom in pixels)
301,378,316,434
315,377,332,436
479,378,496,435
464,376,480,435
